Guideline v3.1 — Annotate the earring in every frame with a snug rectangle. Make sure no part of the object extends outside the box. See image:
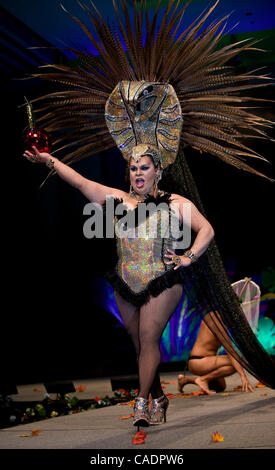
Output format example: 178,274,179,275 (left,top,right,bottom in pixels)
154,176,159,197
